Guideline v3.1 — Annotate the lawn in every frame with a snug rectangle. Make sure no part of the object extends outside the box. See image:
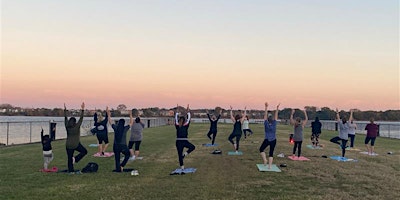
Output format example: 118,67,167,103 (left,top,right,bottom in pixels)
0,123,399,200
